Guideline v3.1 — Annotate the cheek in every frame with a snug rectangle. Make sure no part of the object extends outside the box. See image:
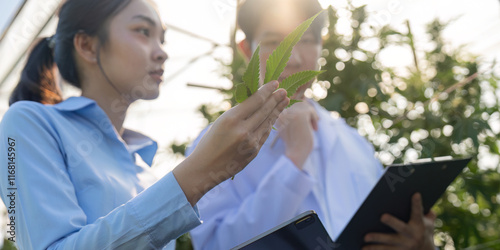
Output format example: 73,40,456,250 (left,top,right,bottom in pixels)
118,39,147,70
105,39,149,84
303,50,321,70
